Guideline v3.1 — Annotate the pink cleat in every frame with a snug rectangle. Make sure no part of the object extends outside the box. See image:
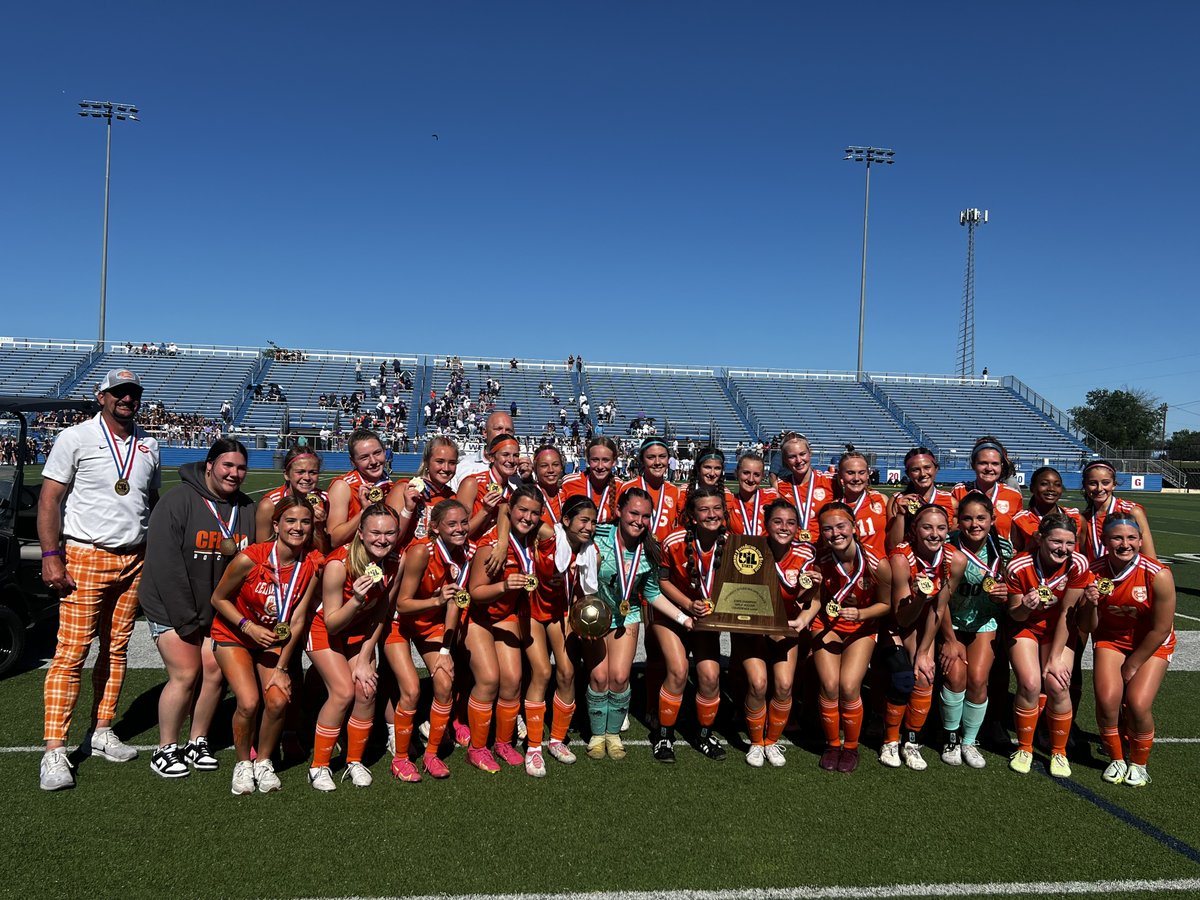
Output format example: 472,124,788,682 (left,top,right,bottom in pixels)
493,741,524,766
390,756,422,782
466,746,500,773
422,753,451,779
452,720,471,748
